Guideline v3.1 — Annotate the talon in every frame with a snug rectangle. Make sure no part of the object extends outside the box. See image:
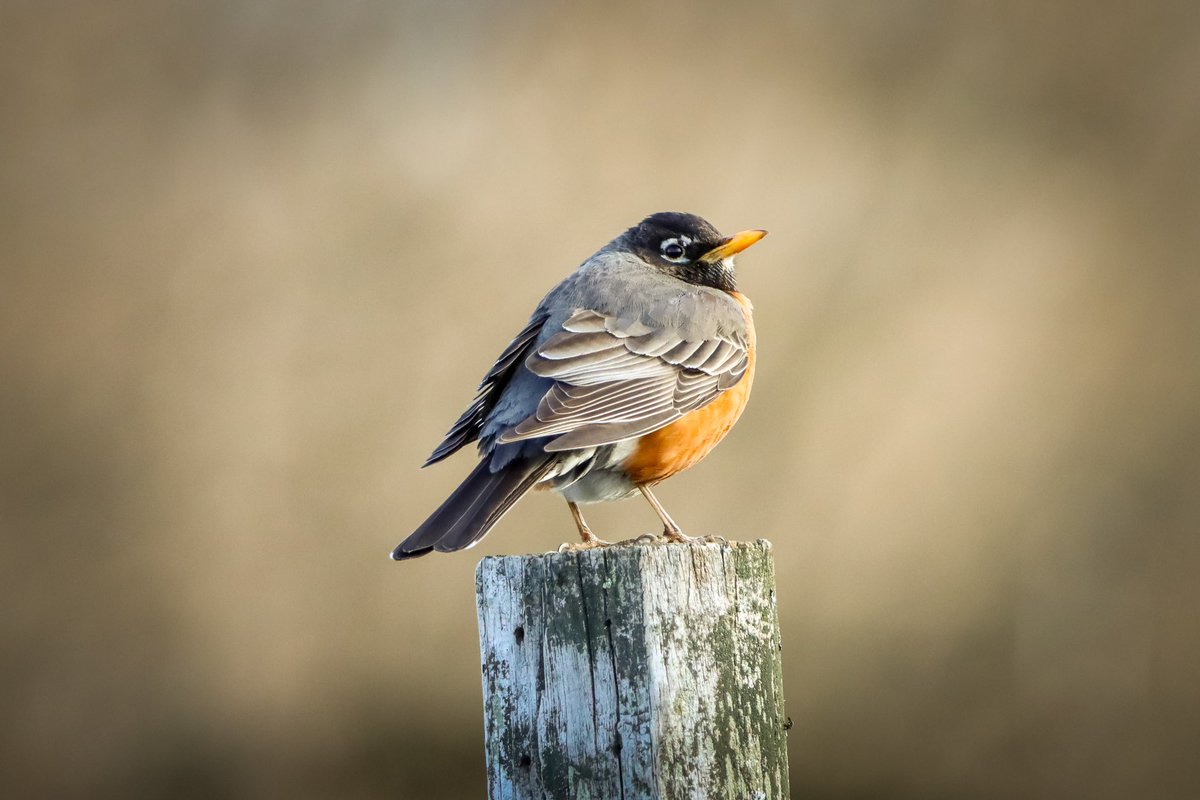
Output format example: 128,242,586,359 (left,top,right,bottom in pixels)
578,529,612,549
702,534,729,545
663,528,696,544
611,533,660,547
558,537,610,553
